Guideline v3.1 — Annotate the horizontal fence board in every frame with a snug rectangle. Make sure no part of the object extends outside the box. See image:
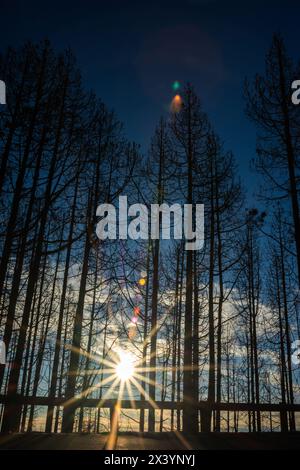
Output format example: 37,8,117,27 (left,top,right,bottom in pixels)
0,395,299,412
